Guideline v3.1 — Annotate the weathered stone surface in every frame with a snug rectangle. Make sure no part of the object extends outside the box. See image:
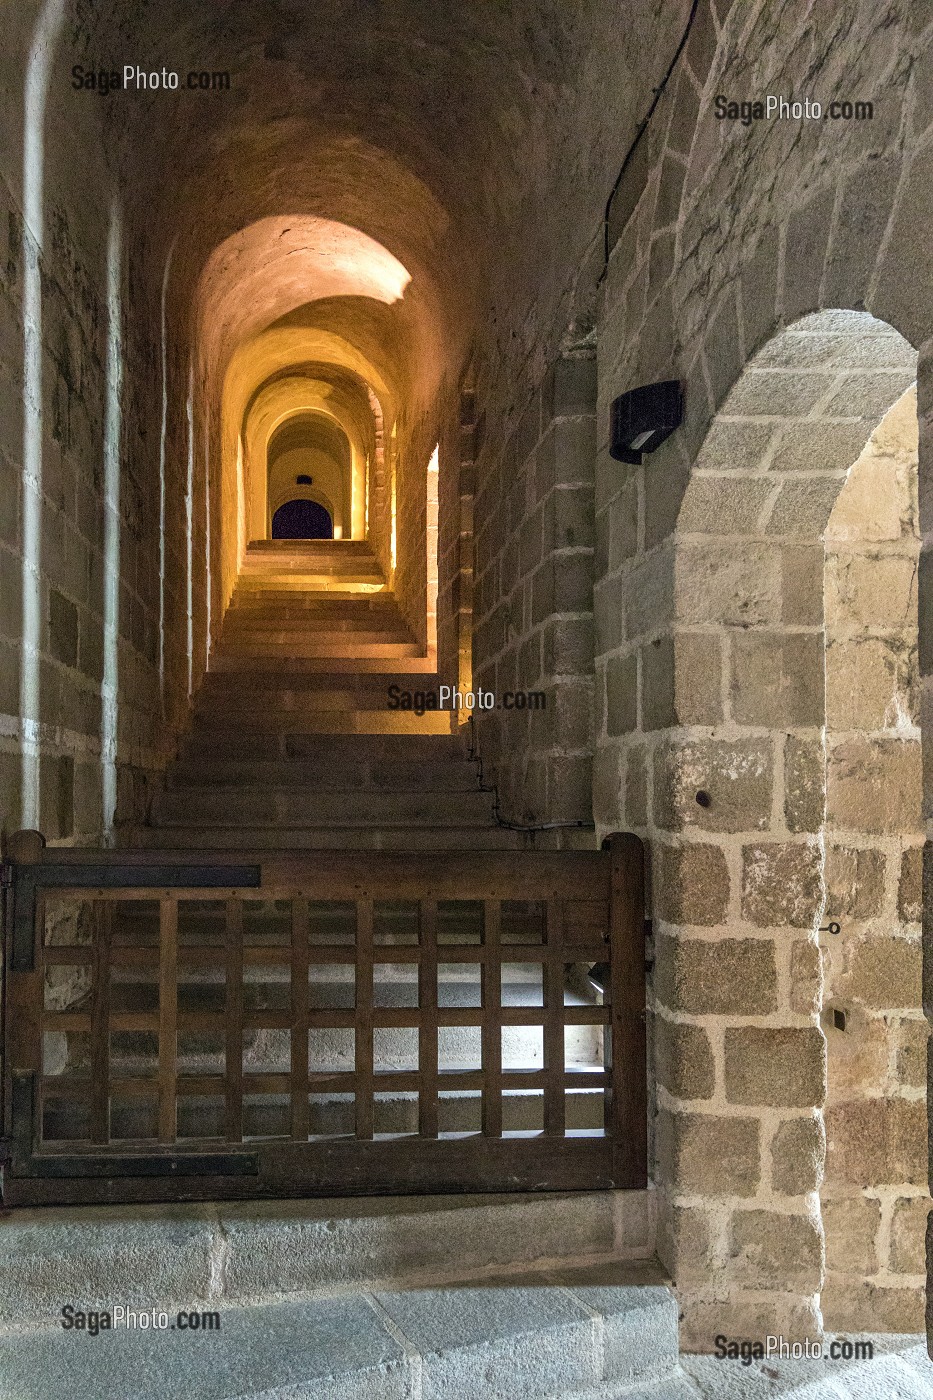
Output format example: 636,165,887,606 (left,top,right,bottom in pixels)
821,1278,926,1335
731,632,824,727
784,736,825,834
676,544,781,627
825,554,918,630
837,935,922,1011
789,938,822,1016
741,842,823,928
823,1196,881,1275
655,1017,715,1100
656,1110,760,1198
653,738,772,833
825,845,886,921
827,737,922,835
375,1280,600,1400
729,1210,822,1290
890,1196,929,1275
826,636,917,731
653,843,730,926
899,846,923,922
656,1204,714,1286
655,933,777,1015
771,1113,825,1195
724,1027,826,1107
824,1098,927,1188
